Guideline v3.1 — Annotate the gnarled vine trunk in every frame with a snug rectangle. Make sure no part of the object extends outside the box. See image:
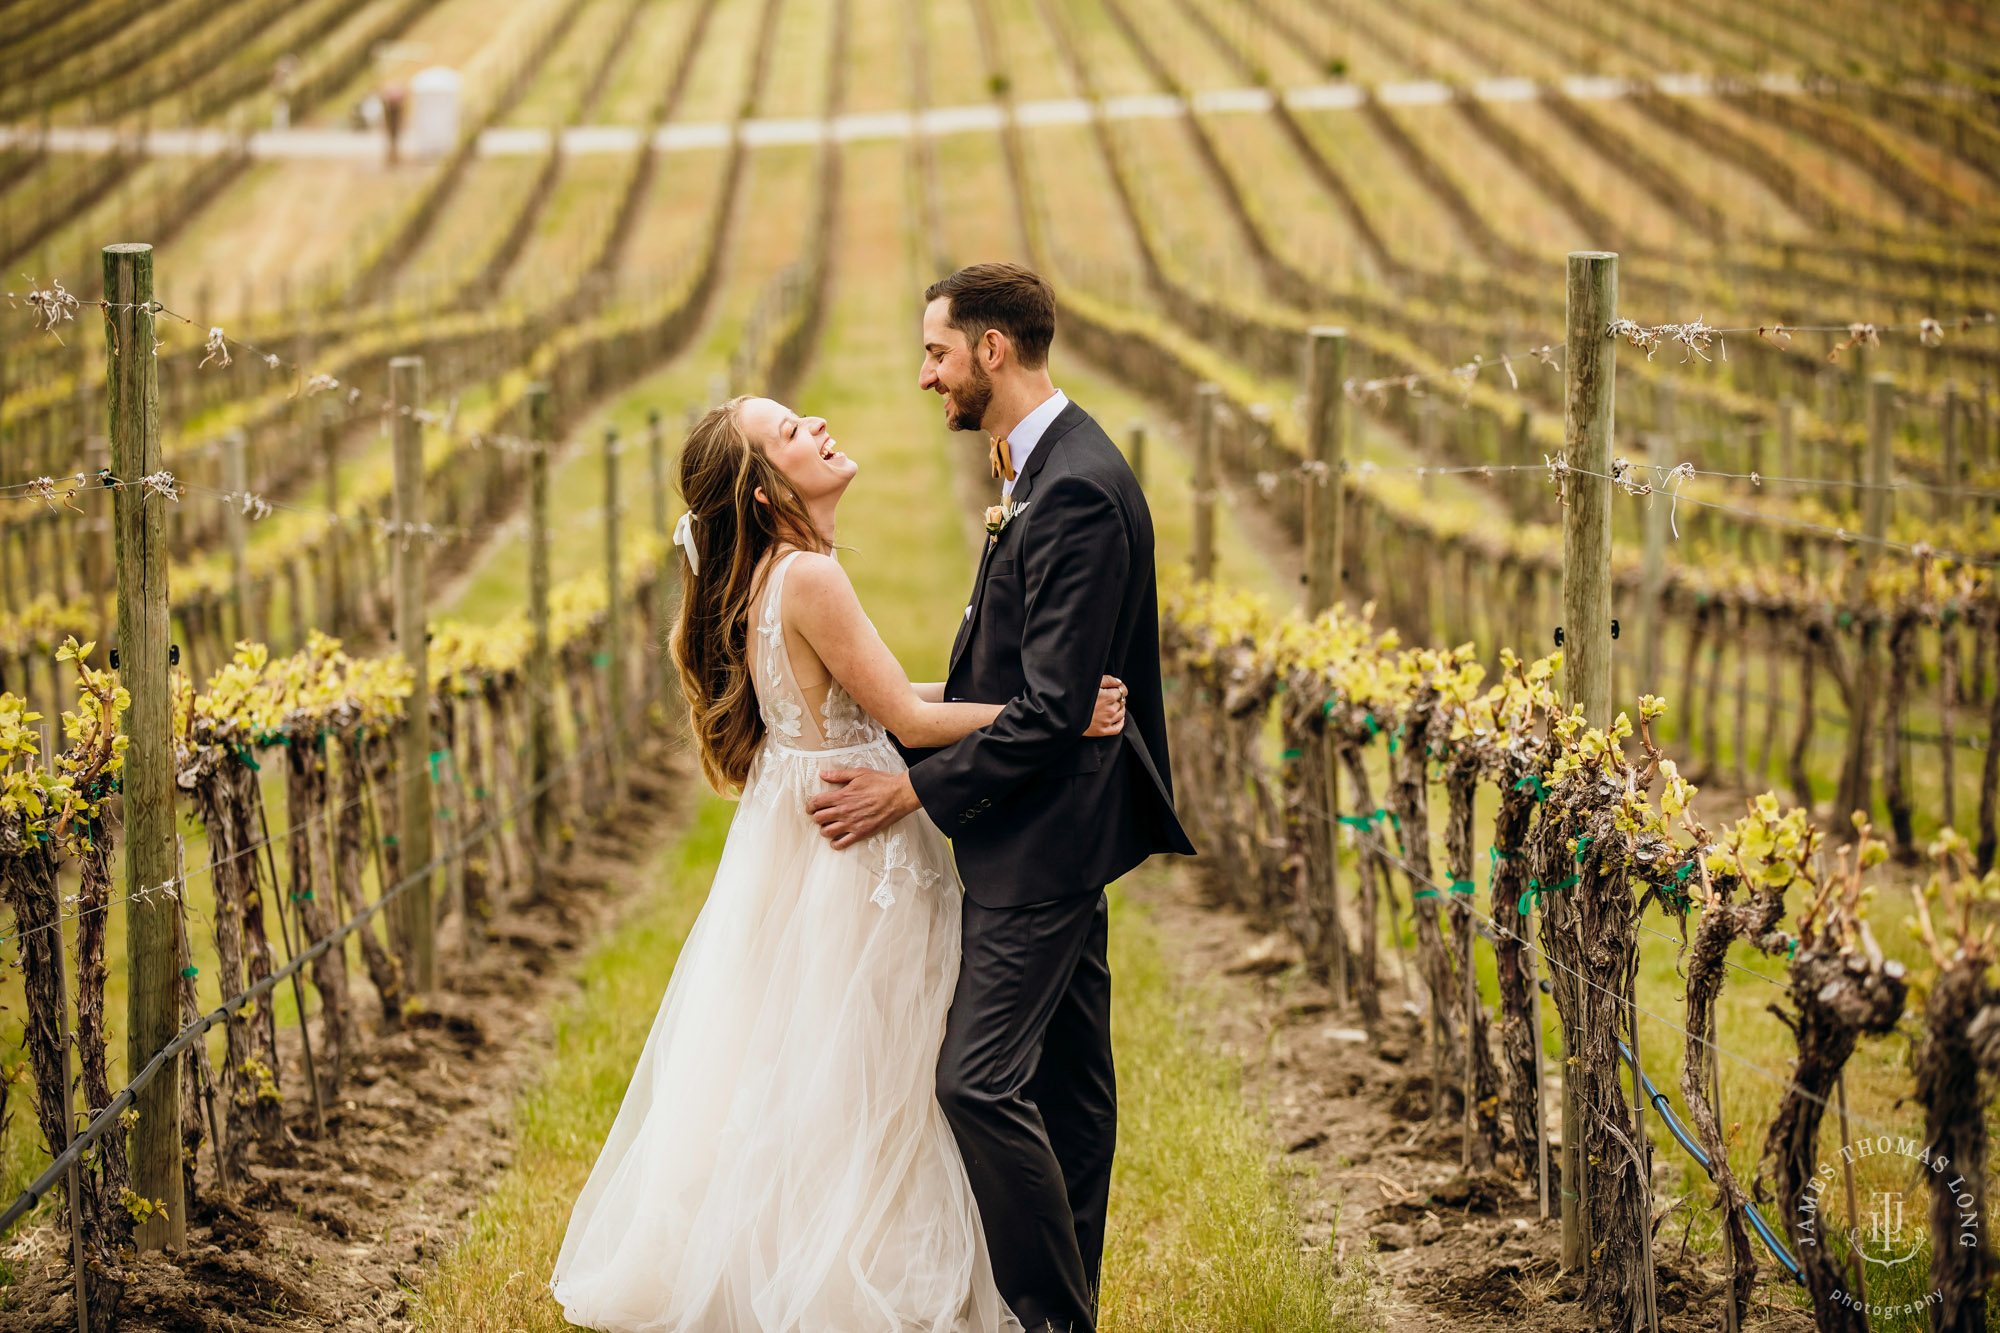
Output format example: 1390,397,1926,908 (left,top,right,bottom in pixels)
2,837,129,1326
1881,608,1919,861
1790,625,1820,811
286,738,350,1106
190,756,278,1169
1762,939,1906,1333
1833,616,1880,826
1678,867,1789,1326
1342,746,1401,1026
1388,692,1460,1121
238,766,286,1143
1278,690,1360,1003
1913,950,1999,1333
1533,802,1648,1329
1330,740,1384,1025
335,736,404,1028
1486,767,1542,1170
1976,606,1999,875
1442,763,1501,1168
